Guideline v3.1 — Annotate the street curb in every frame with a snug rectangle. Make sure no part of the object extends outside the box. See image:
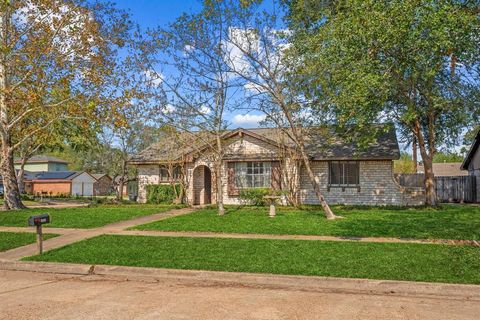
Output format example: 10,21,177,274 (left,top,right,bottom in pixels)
1,259,479,300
